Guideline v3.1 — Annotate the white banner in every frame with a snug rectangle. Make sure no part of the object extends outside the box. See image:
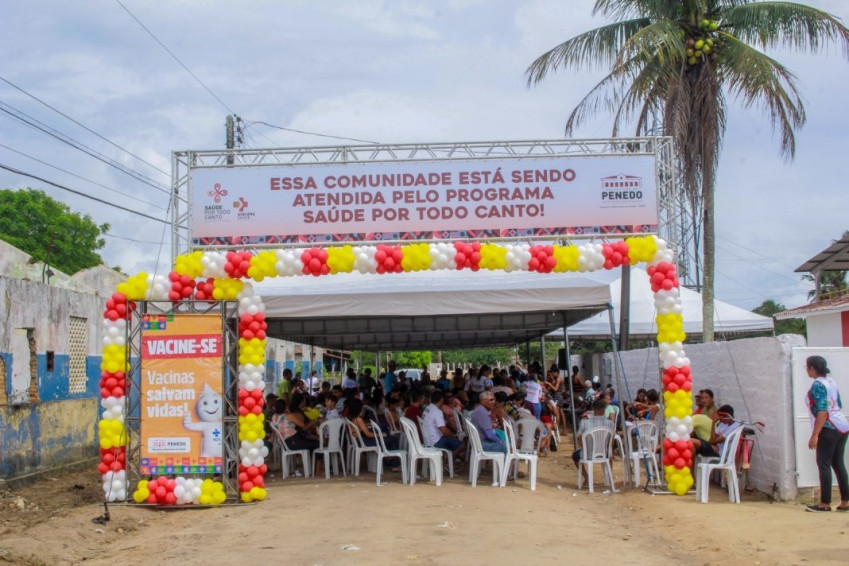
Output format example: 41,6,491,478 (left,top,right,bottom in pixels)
189,154,657,246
